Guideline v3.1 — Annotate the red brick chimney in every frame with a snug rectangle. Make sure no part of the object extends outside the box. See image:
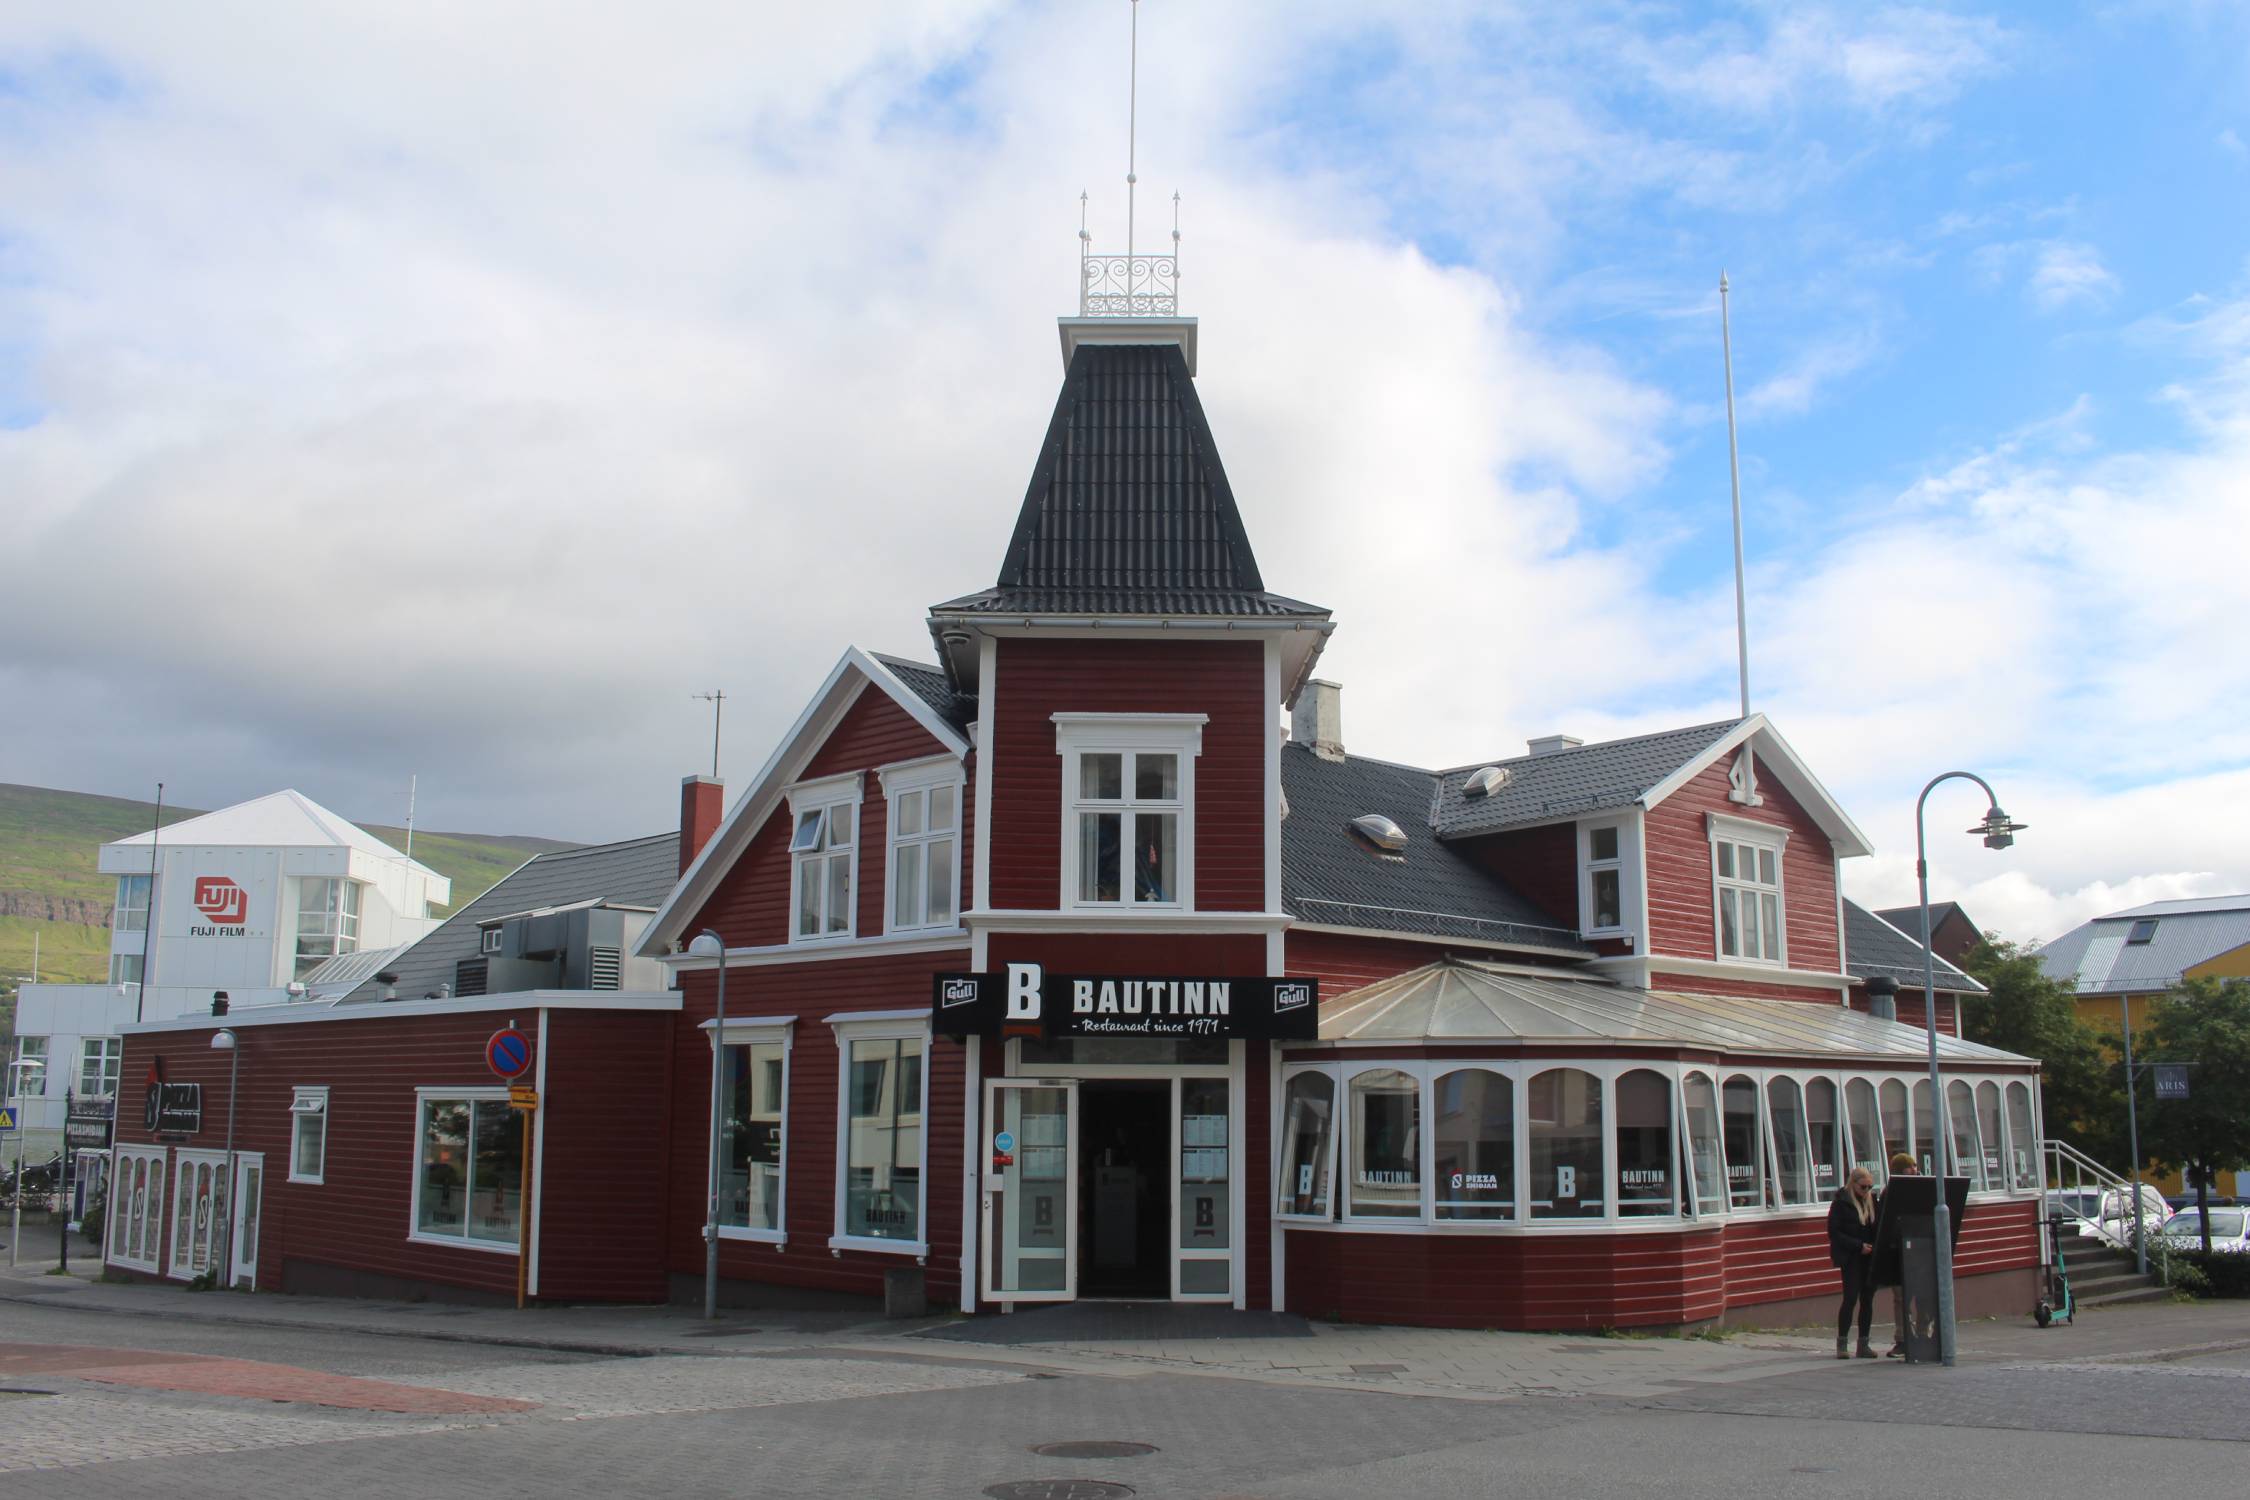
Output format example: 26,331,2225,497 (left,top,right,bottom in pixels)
680,775,724,874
